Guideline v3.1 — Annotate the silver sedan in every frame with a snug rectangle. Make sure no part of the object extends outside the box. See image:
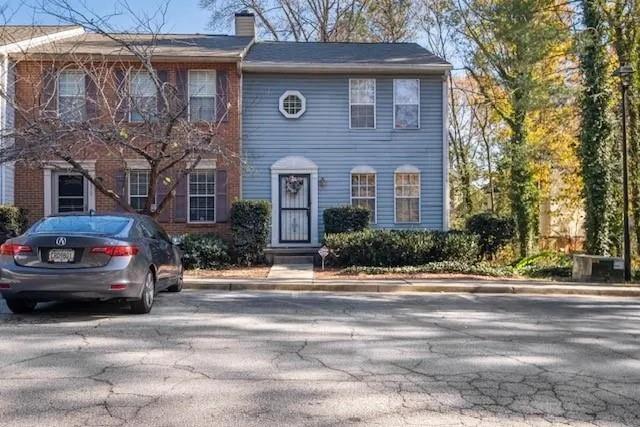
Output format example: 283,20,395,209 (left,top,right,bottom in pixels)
0,213,183,314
